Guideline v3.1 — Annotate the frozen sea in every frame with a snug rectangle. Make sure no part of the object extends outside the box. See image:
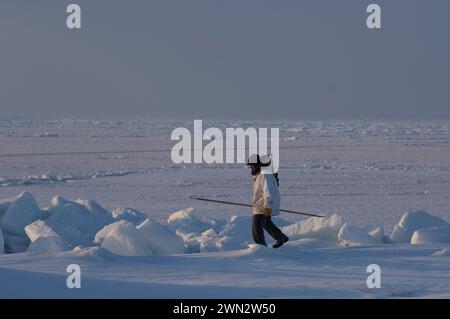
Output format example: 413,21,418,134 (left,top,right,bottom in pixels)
1,118,450,299
1,118,449,231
